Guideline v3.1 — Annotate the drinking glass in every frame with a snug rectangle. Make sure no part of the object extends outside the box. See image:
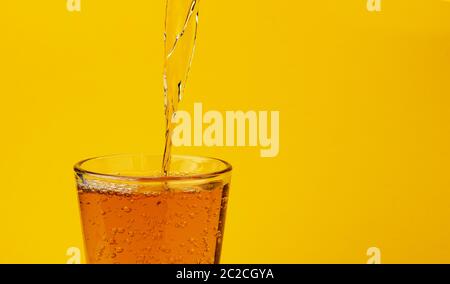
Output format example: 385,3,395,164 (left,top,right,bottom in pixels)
74,154,232,264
